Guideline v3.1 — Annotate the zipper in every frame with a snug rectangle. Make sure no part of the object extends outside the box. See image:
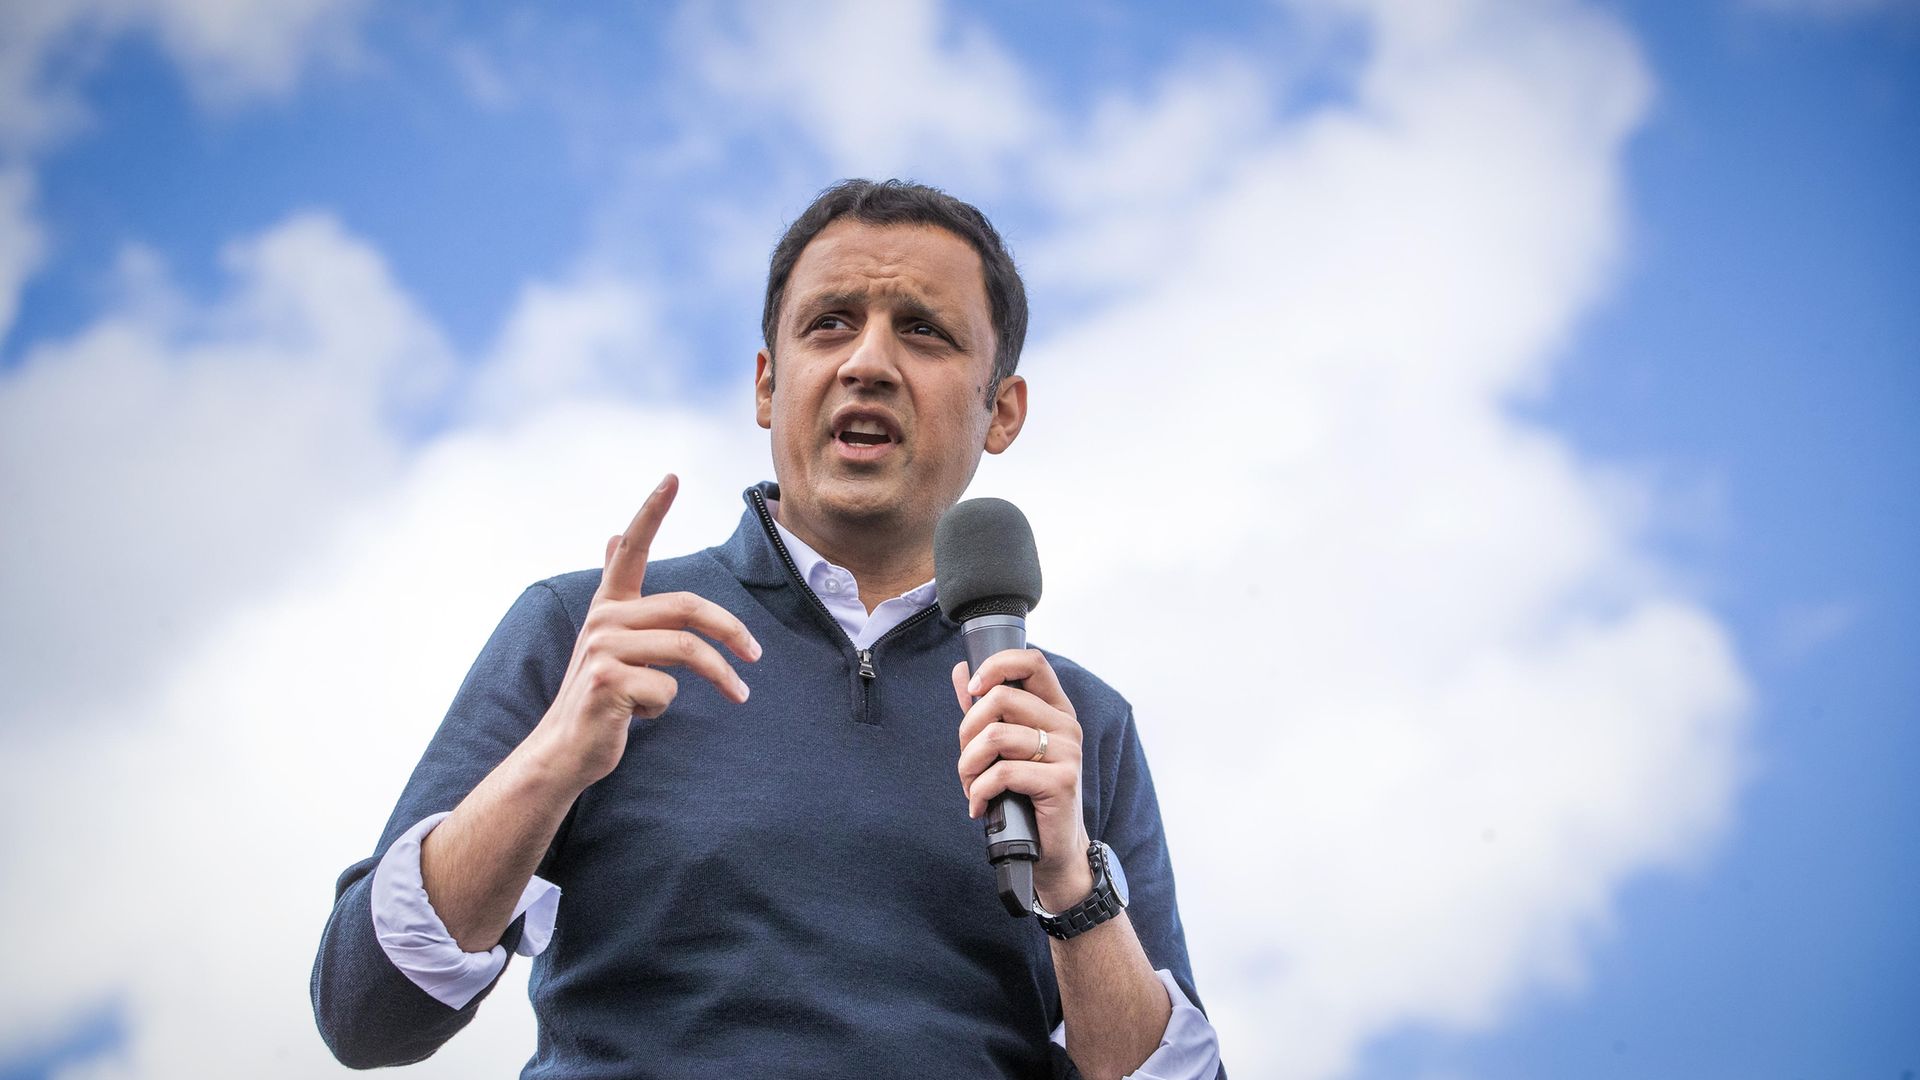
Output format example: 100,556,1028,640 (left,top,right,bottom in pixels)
853,603,941,681
747,487,942,724
865,605,940,659
749,487,845,636
854,605,941,719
